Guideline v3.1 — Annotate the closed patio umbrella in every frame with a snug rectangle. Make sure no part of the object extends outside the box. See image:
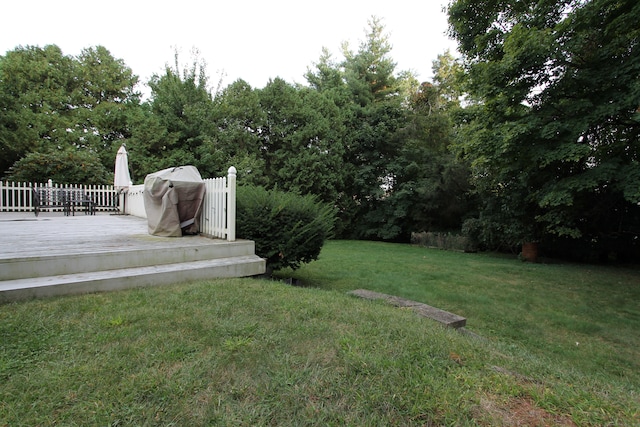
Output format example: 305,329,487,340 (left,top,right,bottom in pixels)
114,144,132,214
